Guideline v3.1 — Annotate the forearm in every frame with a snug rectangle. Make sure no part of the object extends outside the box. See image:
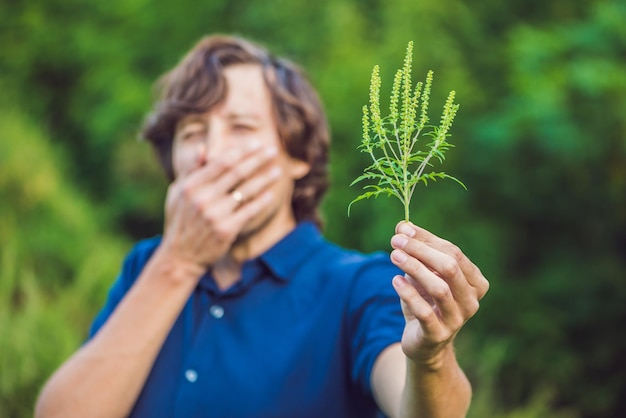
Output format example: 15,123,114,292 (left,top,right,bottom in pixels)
400,345,471,418
35,250,204,418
